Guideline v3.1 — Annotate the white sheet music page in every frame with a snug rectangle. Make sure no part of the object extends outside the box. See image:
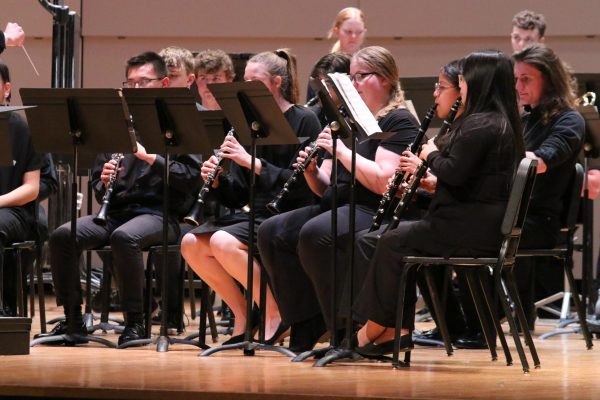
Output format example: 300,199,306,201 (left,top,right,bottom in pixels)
327,73,381,137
